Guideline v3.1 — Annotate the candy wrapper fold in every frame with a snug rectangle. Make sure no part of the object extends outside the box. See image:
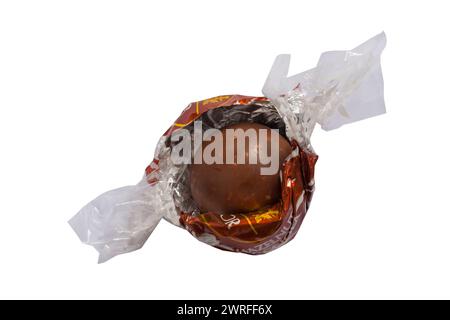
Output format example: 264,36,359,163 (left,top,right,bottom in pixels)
264,32,386,136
